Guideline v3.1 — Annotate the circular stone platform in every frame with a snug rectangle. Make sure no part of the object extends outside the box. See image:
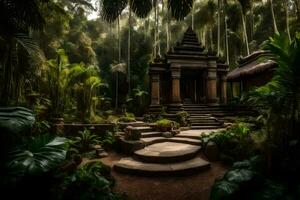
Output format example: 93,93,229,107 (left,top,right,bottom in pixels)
134,142,201,163
113,157,210,176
